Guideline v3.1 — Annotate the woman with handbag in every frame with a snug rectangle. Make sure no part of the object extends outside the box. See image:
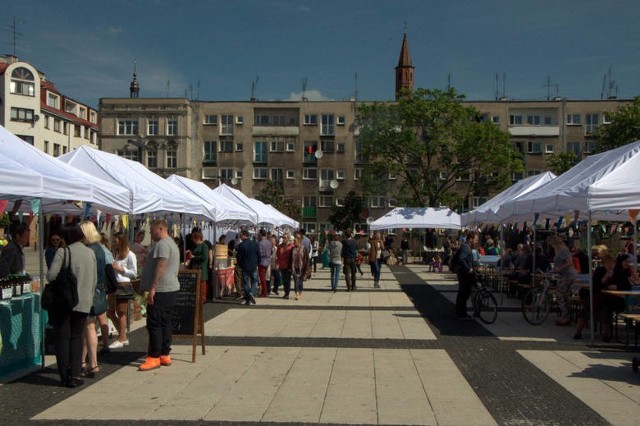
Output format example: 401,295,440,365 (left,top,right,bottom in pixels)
368,232,384,288
108,232,137,349
46,224,97,388
292,235,309,300
78,220,111,377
